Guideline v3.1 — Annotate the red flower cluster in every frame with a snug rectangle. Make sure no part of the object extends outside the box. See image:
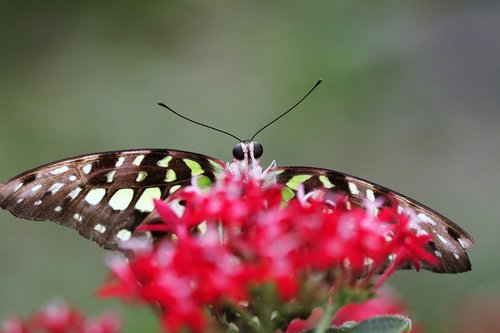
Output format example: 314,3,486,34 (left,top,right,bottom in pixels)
99,173,437,333
0,302,121,333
